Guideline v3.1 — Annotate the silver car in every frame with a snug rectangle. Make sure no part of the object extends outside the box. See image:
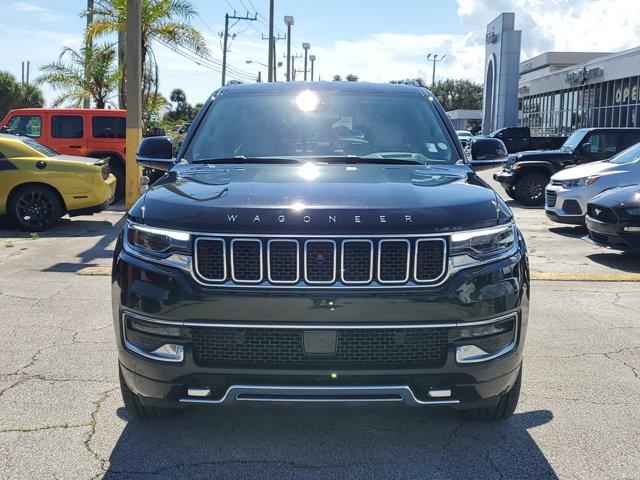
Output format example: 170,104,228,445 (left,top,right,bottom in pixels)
545,142,640,224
